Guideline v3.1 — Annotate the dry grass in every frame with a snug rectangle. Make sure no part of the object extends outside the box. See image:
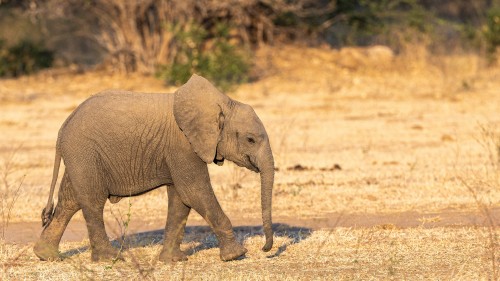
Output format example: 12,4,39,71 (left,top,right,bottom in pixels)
1,228,497,280
456,122,500,280
0,146,24,239
1,45,500,279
